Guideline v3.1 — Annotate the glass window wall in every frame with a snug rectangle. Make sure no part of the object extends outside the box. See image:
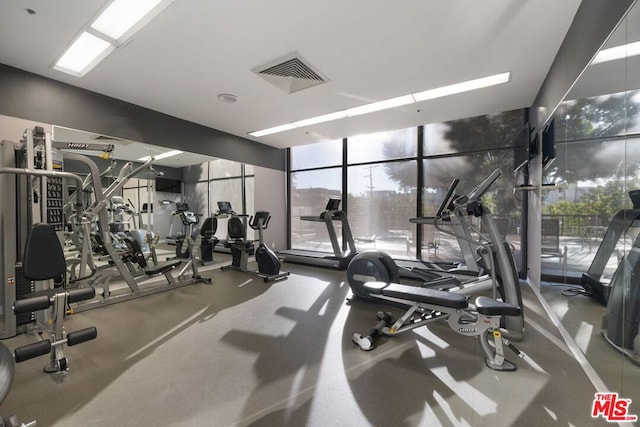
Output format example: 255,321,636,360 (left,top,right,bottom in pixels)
291,139,342,170
290,168,342,251
422,150,522,268
347,161,417,259
347,128,416,164
289,109,527,269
